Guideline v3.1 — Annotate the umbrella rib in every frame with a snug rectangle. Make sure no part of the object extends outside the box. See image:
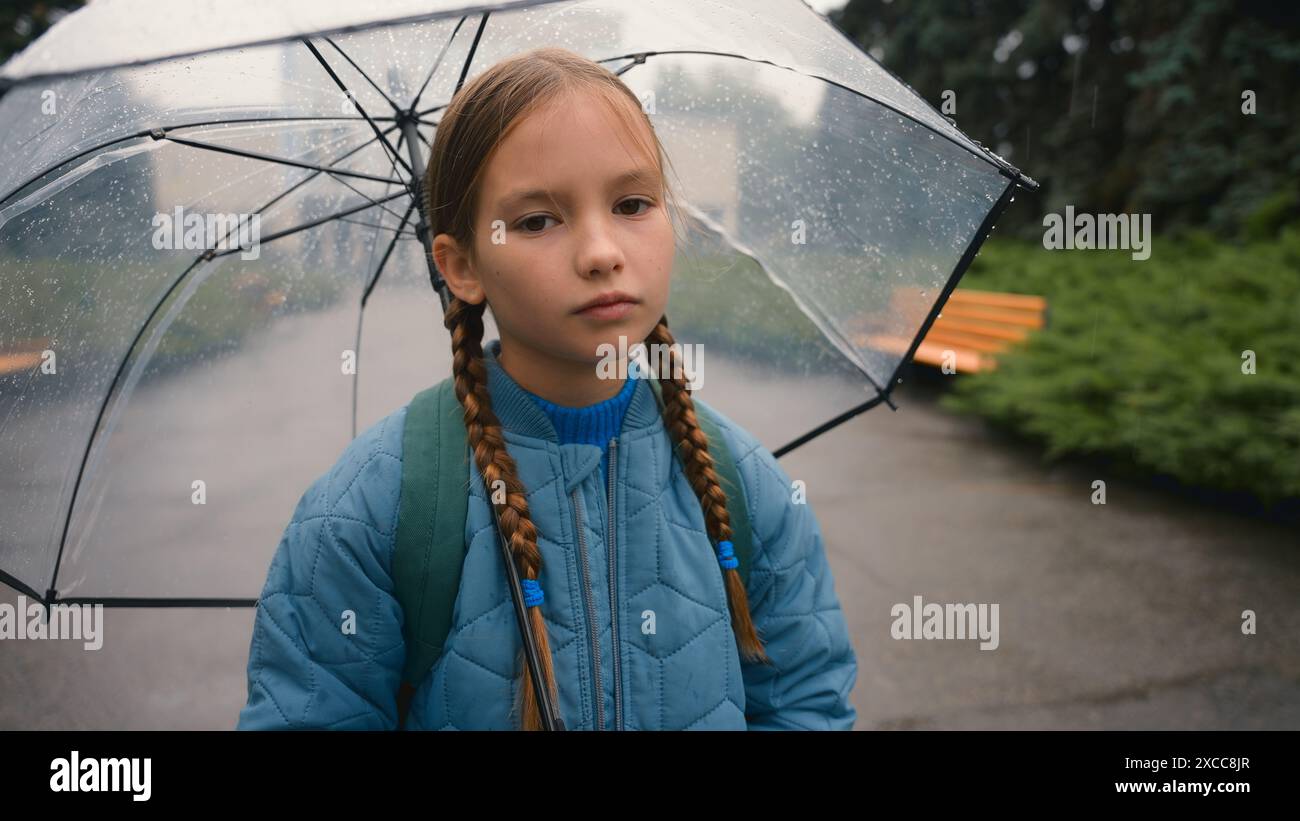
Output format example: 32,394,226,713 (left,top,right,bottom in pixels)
247,123,403,228
324,36,403,115
455,13,492,95
206,123,404,260
55,597,260,608
362,126,420,298
312,128,413,260
161,133,404,185
612,57,641,77
772,393,891,460
362,199,418,307
0,116,405,209
337,216,417,236
0,566,259,607
411,14,470,112
350,200,416,439
348,120,417,272
0,568,44,602
599,48,1035,189
350,148,418,438
322,161,408,224
879,181,1019,405
208,188,410,257
301,38,414,178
